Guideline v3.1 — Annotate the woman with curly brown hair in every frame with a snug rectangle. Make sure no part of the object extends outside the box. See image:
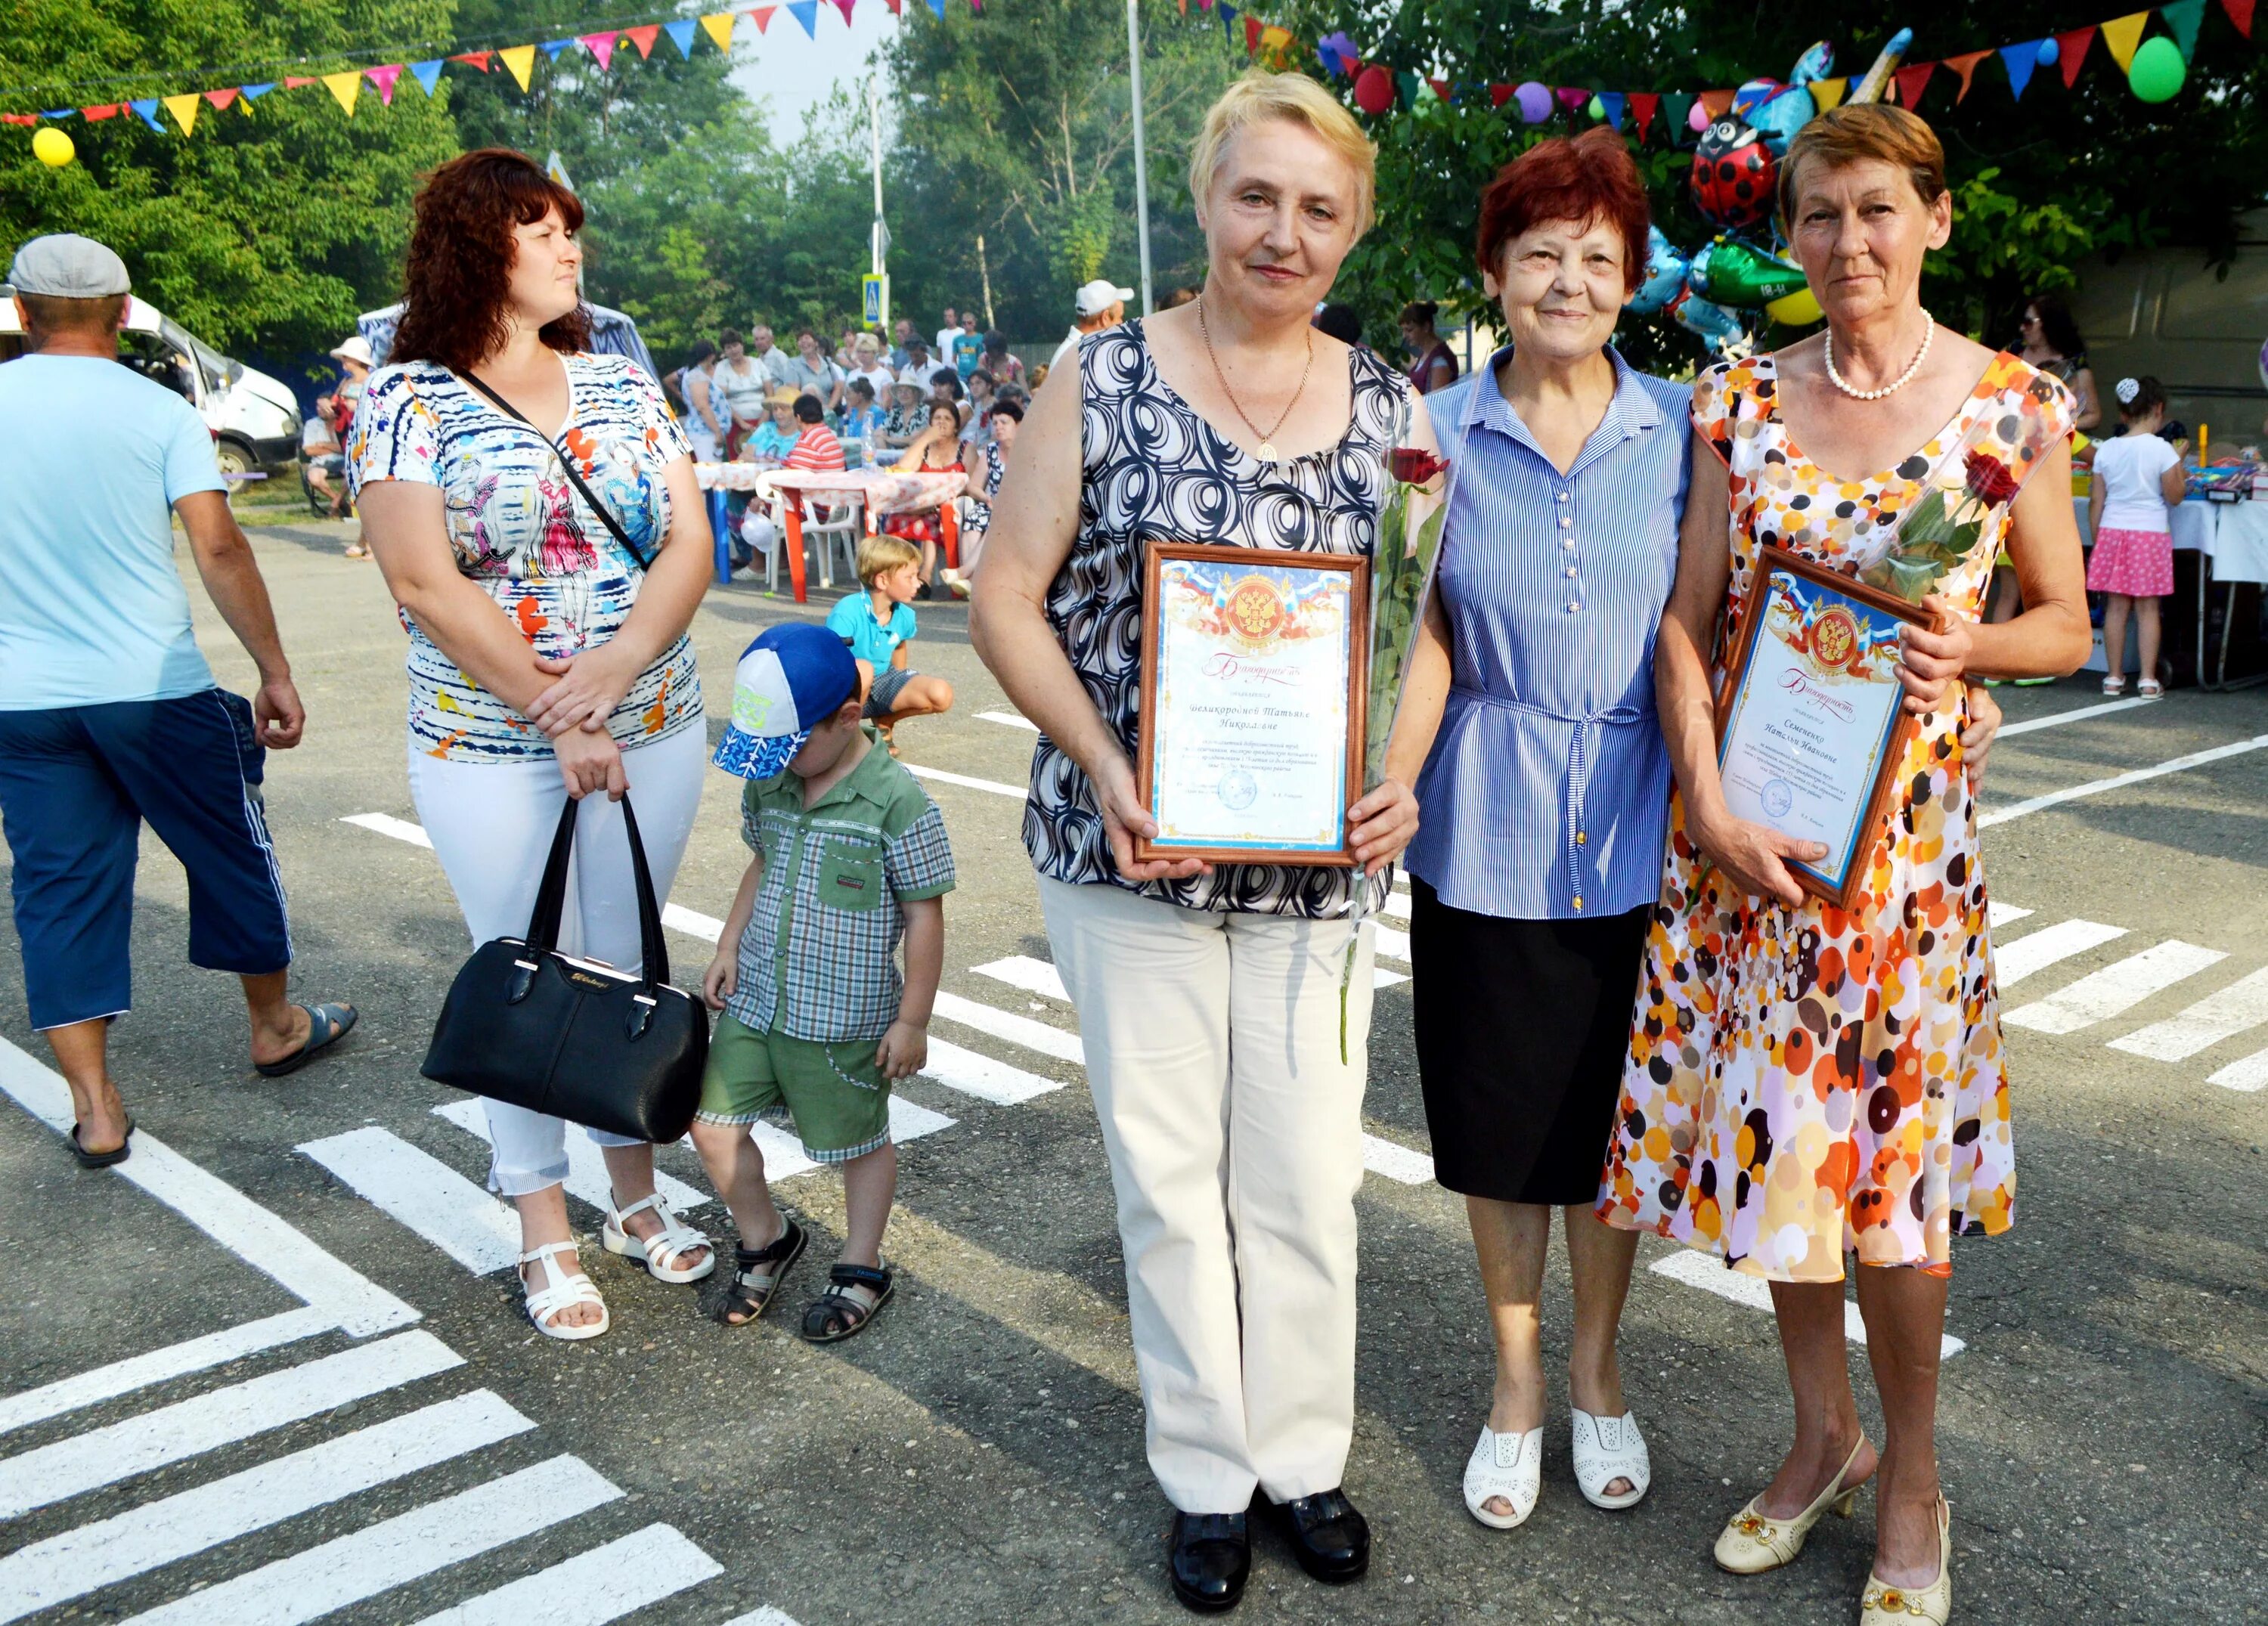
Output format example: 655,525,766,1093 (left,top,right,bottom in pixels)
351,148,718,1340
